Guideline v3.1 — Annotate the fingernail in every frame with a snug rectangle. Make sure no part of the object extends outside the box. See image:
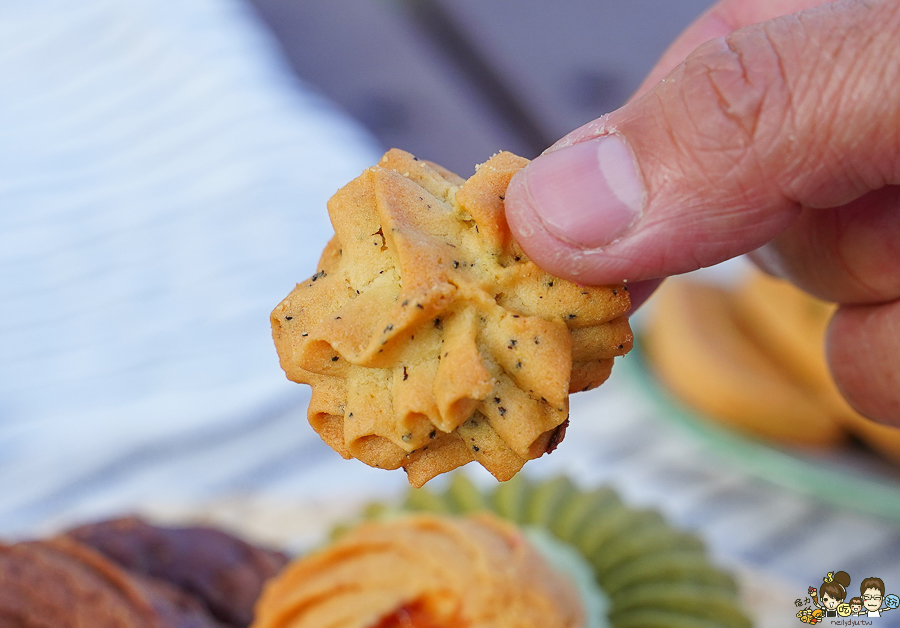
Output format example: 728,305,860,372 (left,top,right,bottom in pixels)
519,135,644,248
